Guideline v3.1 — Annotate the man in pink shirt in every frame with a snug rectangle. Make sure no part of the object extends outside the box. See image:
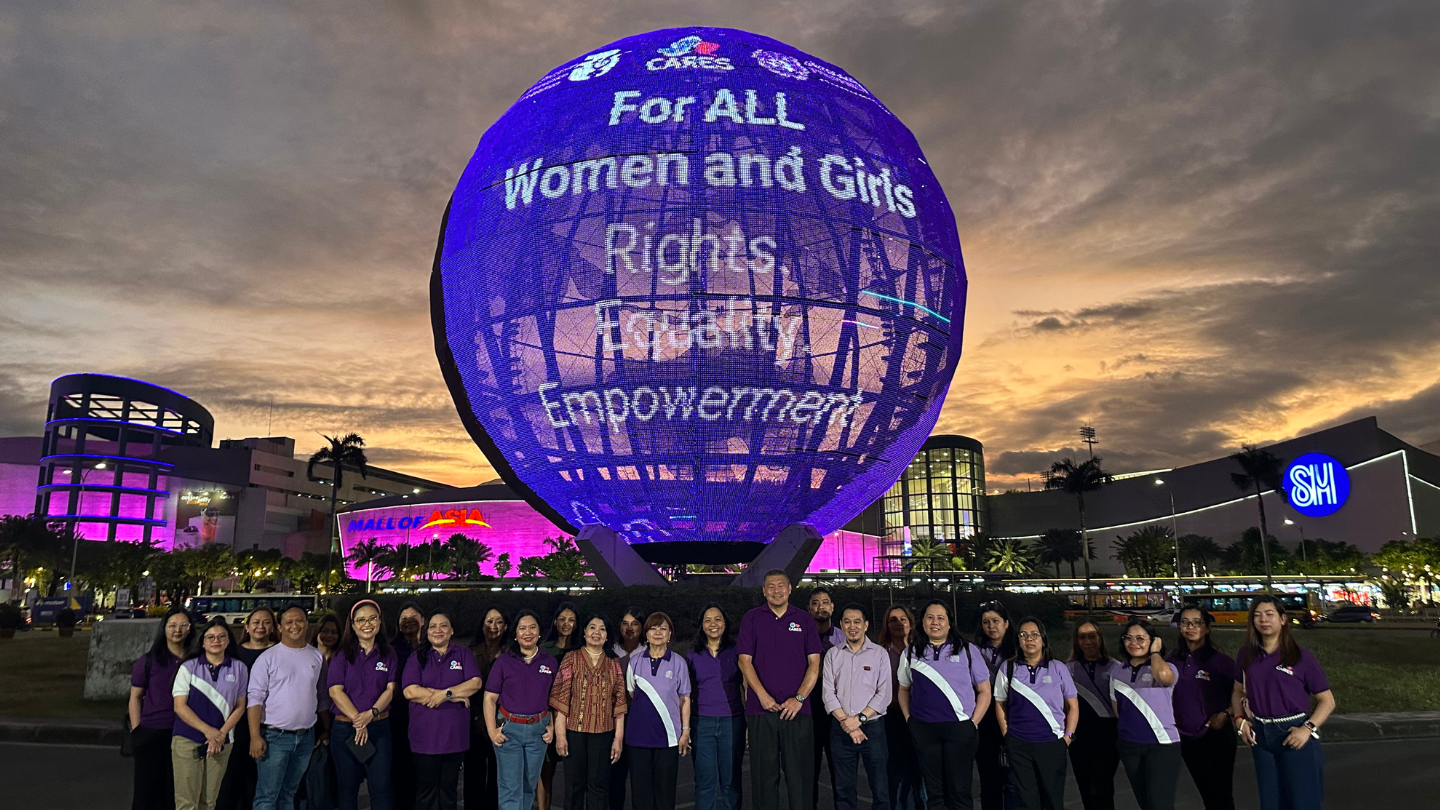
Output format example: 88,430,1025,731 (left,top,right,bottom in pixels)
821,604,893,810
